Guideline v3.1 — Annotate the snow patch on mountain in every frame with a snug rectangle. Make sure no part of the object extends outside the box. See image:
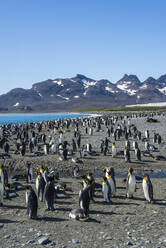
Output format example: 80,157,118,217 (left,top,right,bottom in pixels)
13,102,20,107
117,81,132,91
57,94,69,100
53,80,64,86
38,92,42,97
83,81,97,89
158,87,166,95
105,86,116,94
140,84,148,89
127,89,137,96
117,82,137,95
74,96,79,98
